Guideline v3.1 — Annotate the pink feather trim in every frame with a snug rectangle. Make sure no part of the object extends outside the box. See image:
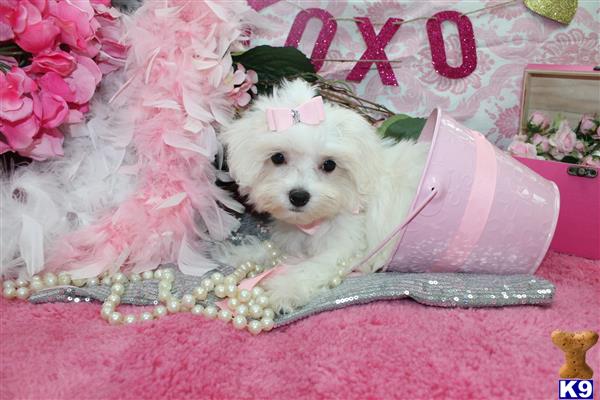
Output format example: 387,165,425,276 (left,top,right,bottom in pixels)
47,0,252,278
